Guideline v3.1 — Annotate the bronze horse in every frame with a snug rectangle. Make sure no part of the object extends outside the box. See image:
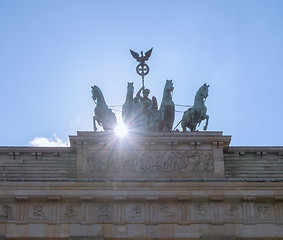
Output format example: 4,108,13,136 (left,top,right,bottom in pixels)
158,80,175,131
181,83,209,132
122,82,140,129
91,85,117,131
